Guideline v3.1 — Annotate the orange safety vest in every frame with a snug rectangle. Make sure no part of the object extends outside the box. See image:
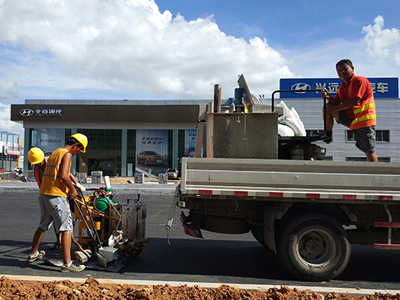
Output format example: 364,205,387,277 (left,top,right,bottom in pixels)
337,74,376,130
33,157,47,189
39,148,71,197
350,97,376,130
34,165,42,188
